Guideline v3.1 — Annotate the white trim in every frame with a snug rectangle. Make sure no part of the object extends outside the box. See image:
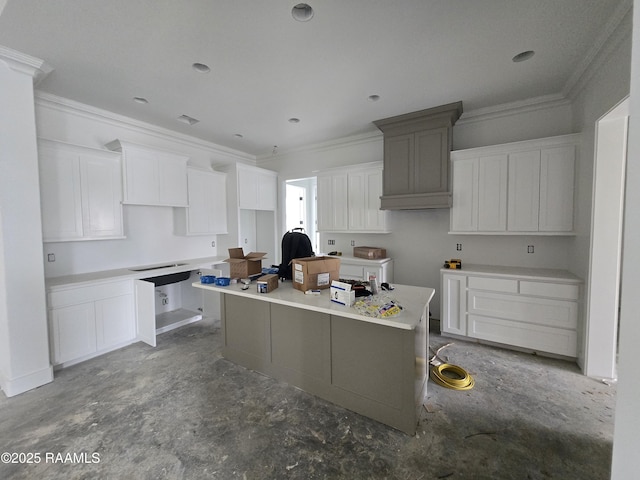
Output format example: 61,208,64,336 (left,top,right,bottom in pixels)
0,45,52,84
0,366,53,398
457,94,570,126
34,91,256,165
